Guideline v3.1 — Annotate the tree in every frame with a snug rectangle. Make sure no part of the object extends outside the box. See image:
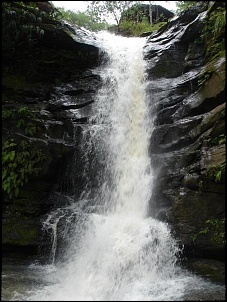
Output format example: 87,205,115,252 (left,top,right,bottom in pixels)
86,1,141,31
148,1,153,25
55,7,108,31
2,2,45,65
175,1,196,13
